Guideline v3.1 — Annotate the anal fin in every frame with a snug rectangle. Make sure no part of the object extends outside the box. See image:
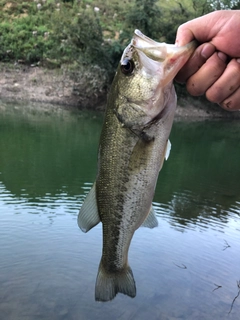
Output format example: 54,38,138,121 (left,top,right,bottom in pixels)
141,205,158,228
78,182,100,233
